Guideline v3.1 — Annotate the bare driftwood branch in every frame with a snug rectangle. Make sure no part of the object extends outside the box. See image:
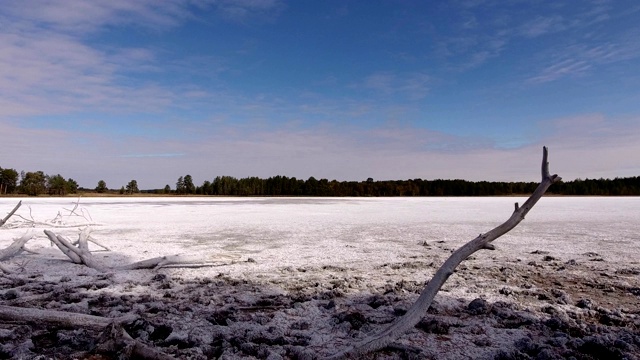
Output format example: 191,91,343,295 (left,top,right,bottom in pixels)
0,233,35,262
6,201,100,229
72,233,111,251
0,305,175,359
11,214,102,229
44,229,109,271
115,253,239,270
95,323,177,360
0,201,22,227
0,263,12,274
0,304,136,331
326,146,561,359
44,229,238,272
